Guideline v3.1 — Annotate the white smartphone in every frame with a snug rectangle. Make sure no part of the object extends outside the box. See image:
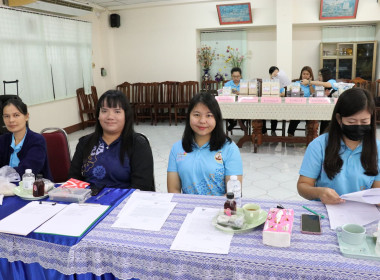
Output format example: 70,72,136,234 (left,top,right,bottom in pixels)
301,214,322,235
